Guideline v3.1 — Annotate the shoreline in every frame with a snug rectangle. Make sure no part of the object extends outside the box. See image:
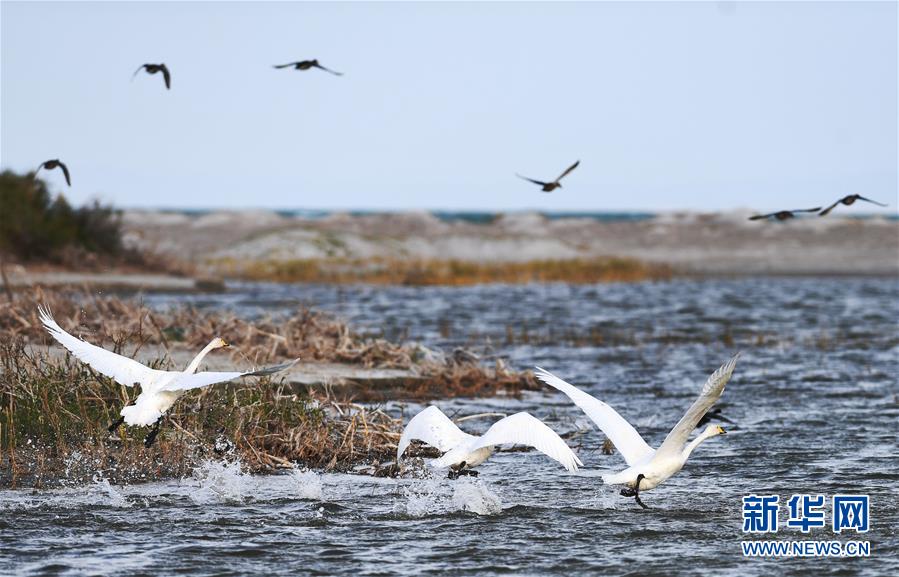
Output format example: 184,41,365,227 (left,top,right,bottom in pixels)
123,209,899,280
